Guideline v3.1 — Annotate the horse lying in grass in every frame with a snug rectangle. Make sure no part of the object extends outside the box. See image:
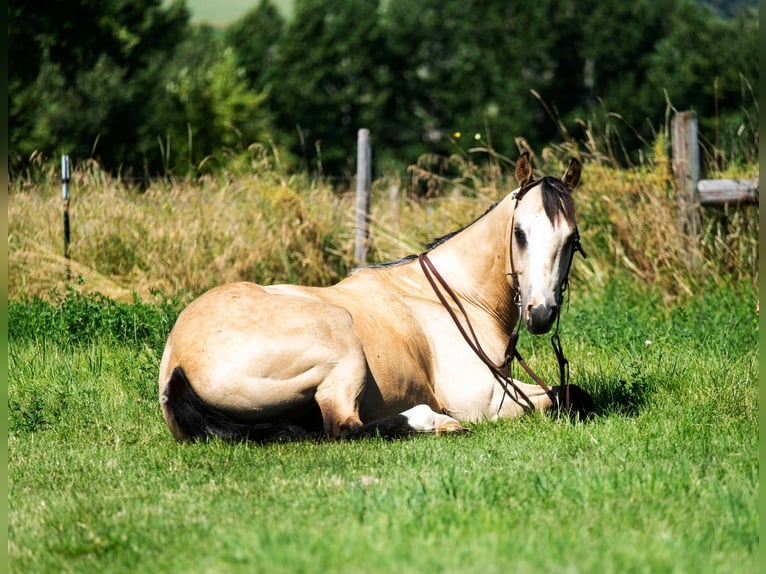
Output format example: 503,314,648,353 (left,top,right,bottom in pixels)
159,153,593,442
